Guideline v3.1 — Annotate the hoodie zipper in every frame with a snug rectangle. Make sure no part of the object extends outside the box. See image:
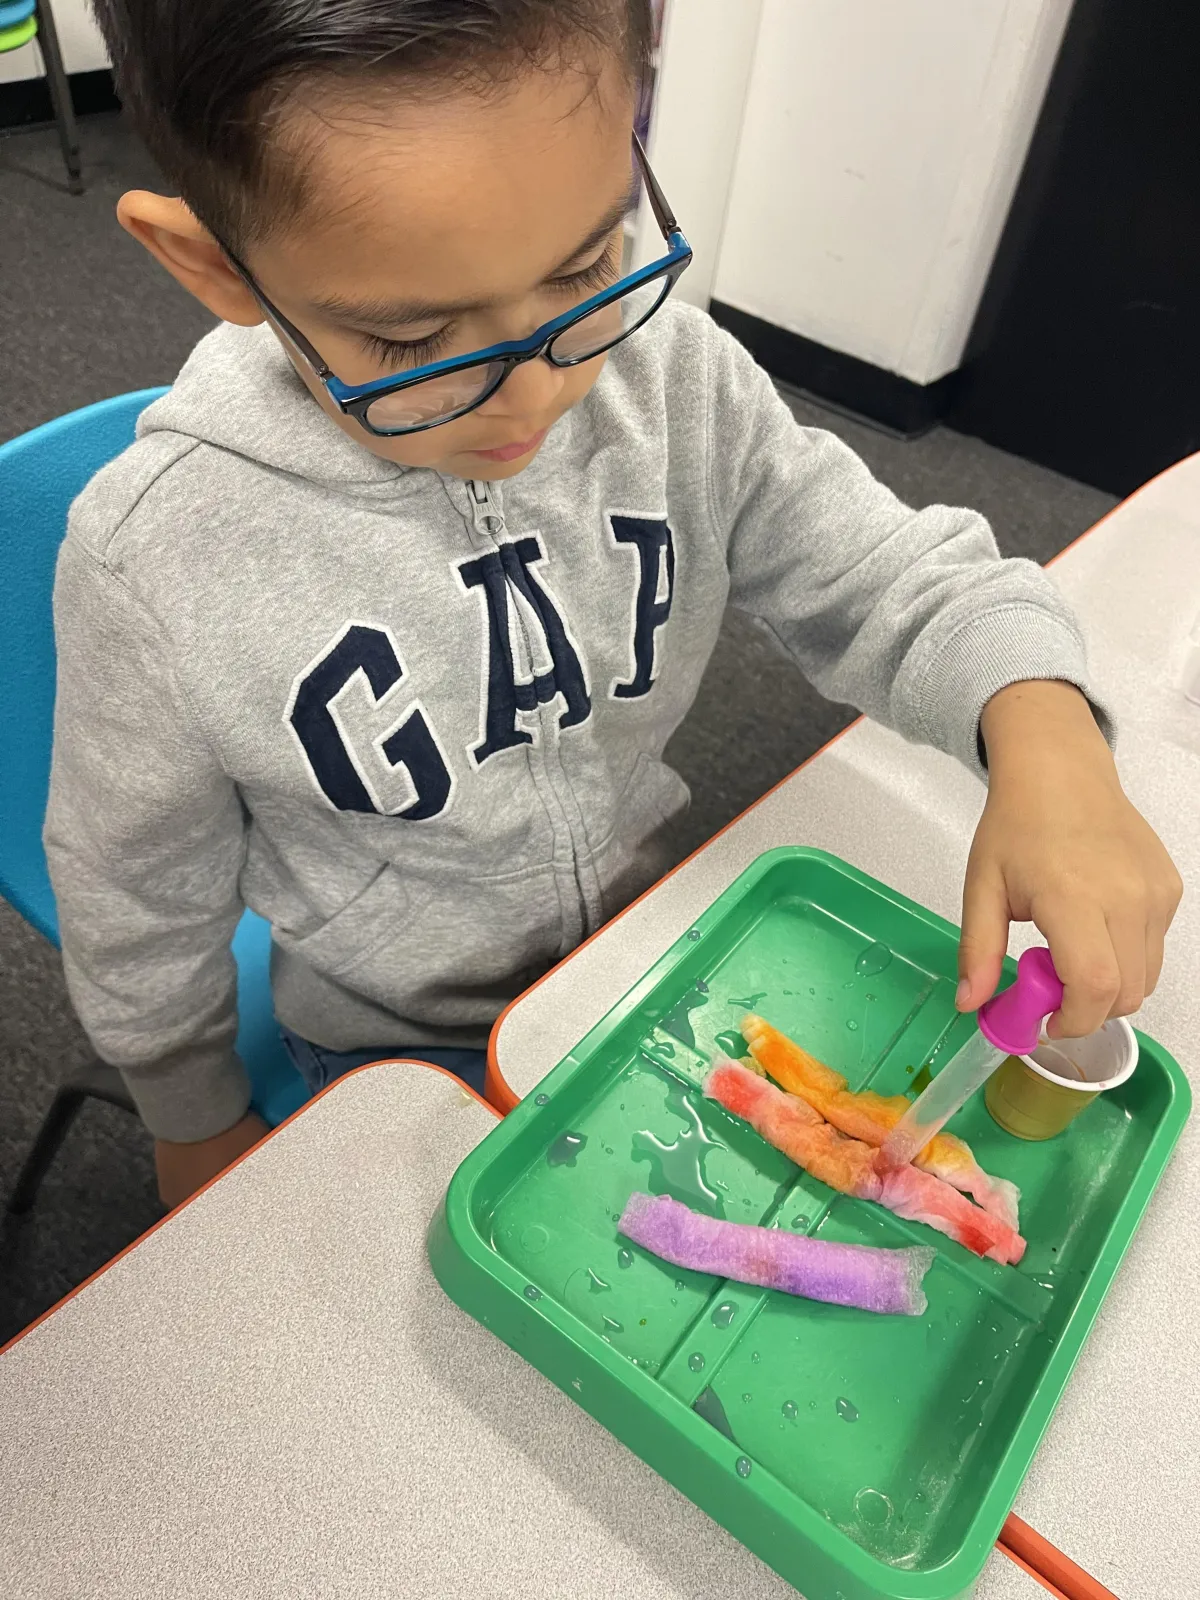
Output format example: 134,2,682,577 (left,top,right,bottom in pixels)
468,477,504,540
463,478,601,949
